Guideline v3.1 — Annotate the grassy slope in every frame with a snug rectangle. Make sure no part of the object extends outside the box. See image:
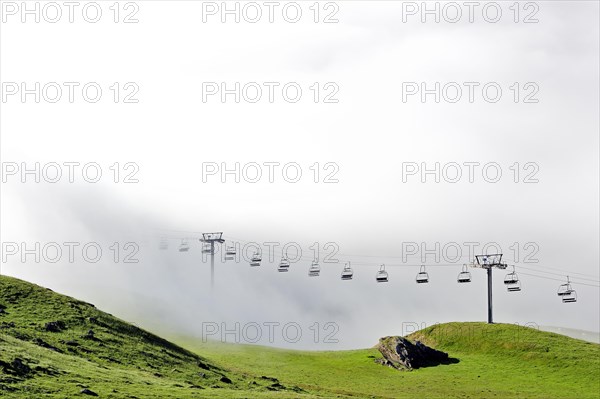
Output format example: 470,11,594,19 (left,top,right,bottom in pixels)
0,275,310,398
2,275,599,399
176,322,600,399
